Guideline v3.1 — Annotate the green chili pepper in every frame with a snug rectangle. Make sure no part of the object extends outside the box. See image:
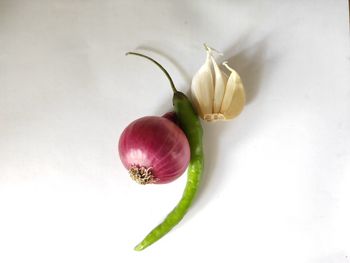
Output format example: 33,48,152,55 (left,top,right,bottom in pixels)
126,52,204,251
